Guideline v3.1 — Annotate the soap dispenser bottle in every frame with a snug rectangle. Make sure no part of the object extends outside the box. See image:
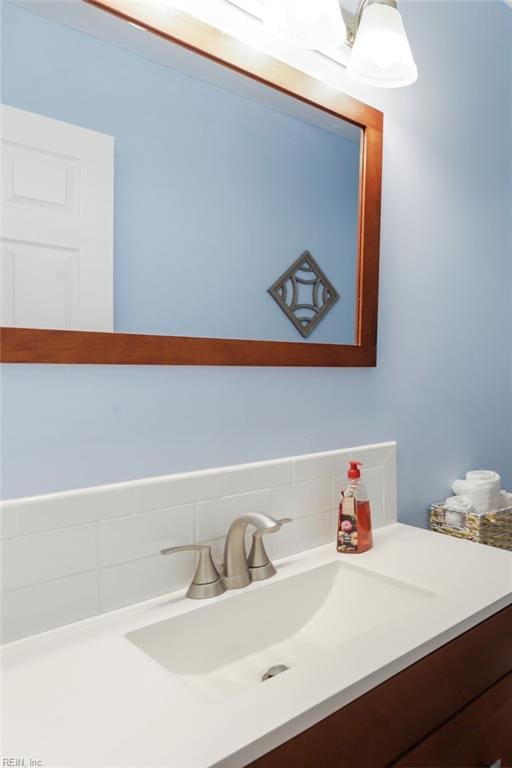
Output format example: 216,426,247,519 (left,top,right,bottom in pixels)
337,461,373,554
